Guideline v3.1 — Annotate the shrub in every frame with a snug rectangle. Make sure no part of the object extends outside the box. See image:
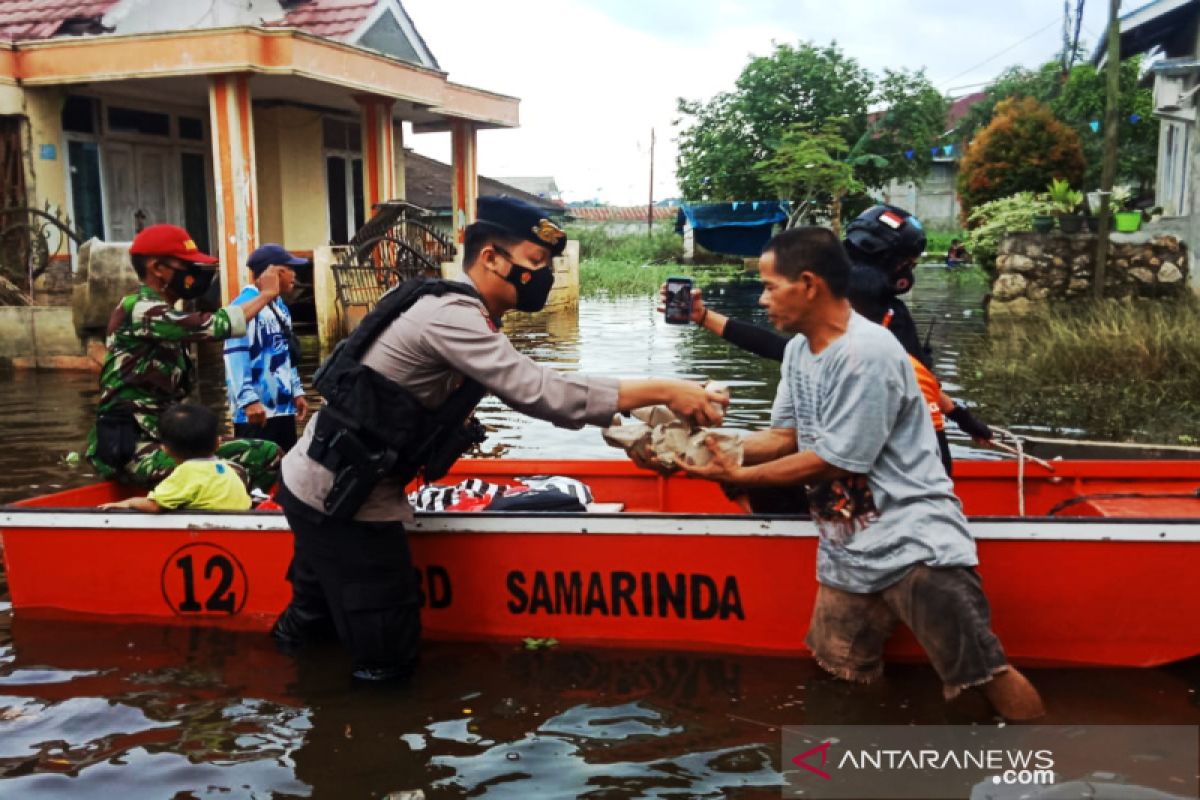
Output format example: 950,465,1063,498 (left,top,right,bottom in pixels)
957,97,1085,219
964,192,1057,275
